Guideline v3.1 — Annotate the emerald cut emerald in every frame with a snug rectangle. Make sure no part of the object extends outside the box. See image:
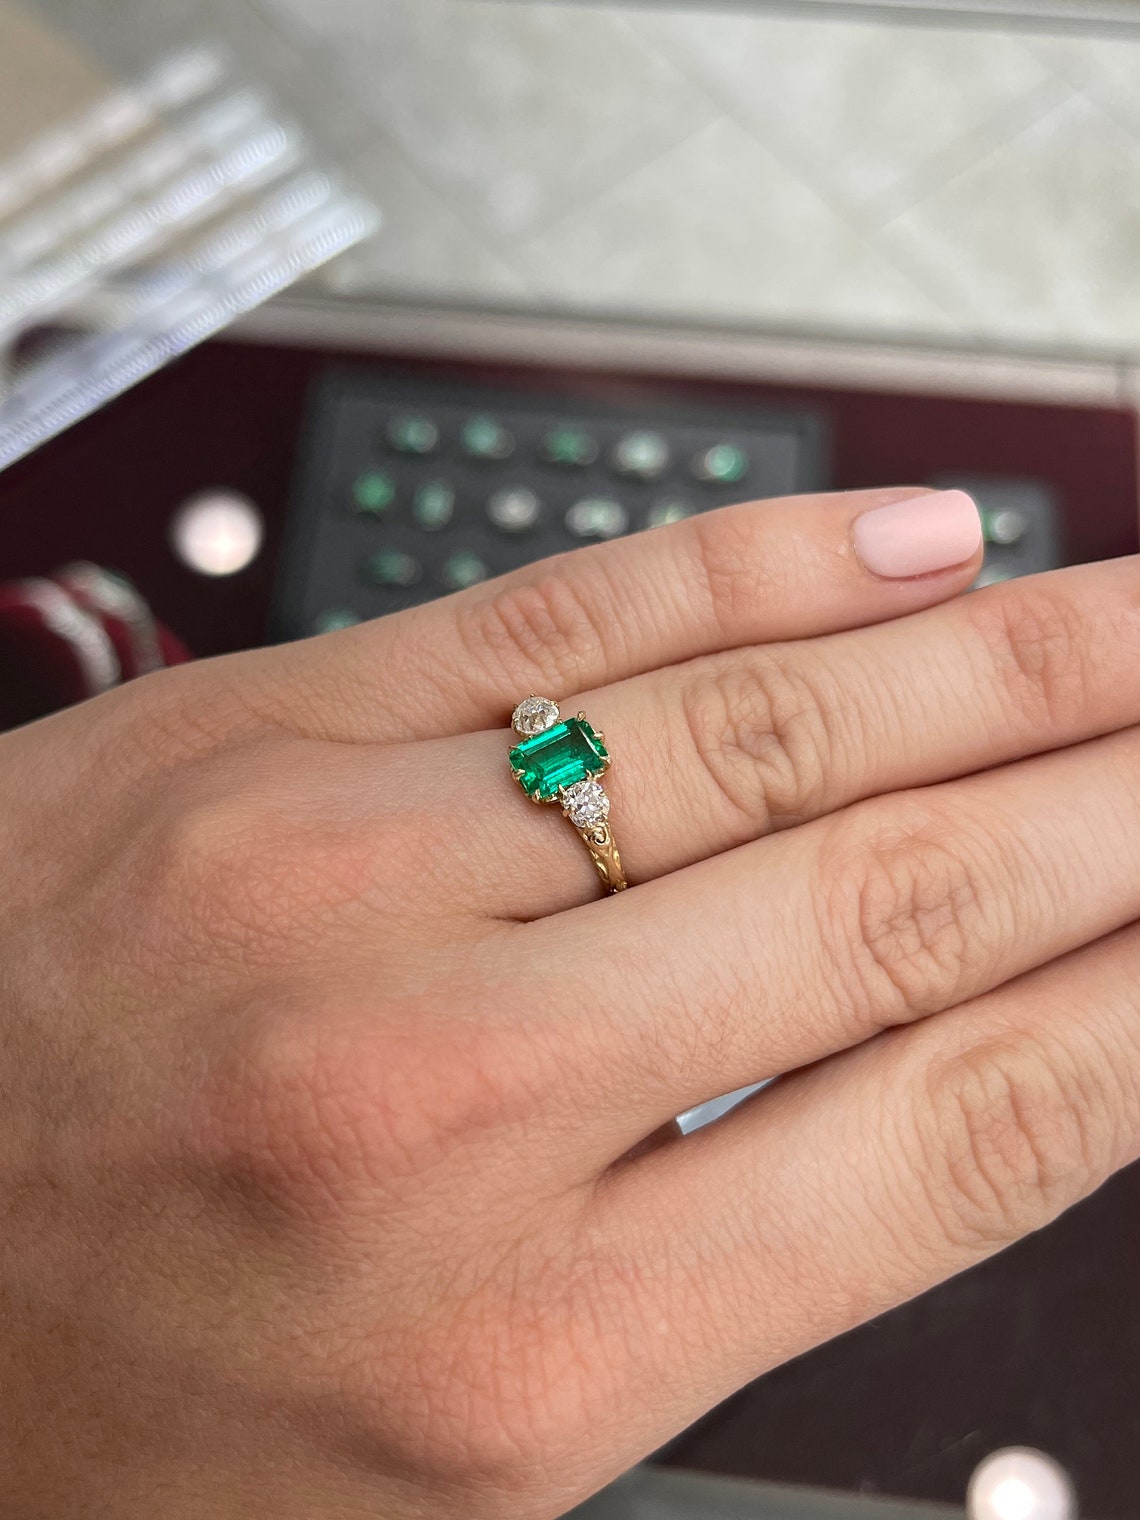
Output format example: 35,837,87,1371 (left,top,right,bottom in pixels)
510,718,608,801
